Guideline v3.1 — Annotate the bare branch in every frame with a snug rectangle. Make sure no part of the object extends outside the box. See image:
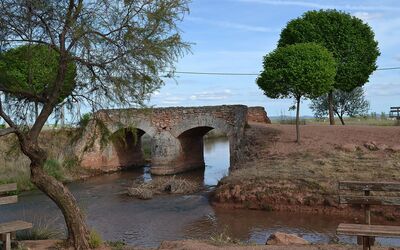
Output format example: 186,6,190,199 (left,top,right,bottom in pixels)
0,127,16,136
